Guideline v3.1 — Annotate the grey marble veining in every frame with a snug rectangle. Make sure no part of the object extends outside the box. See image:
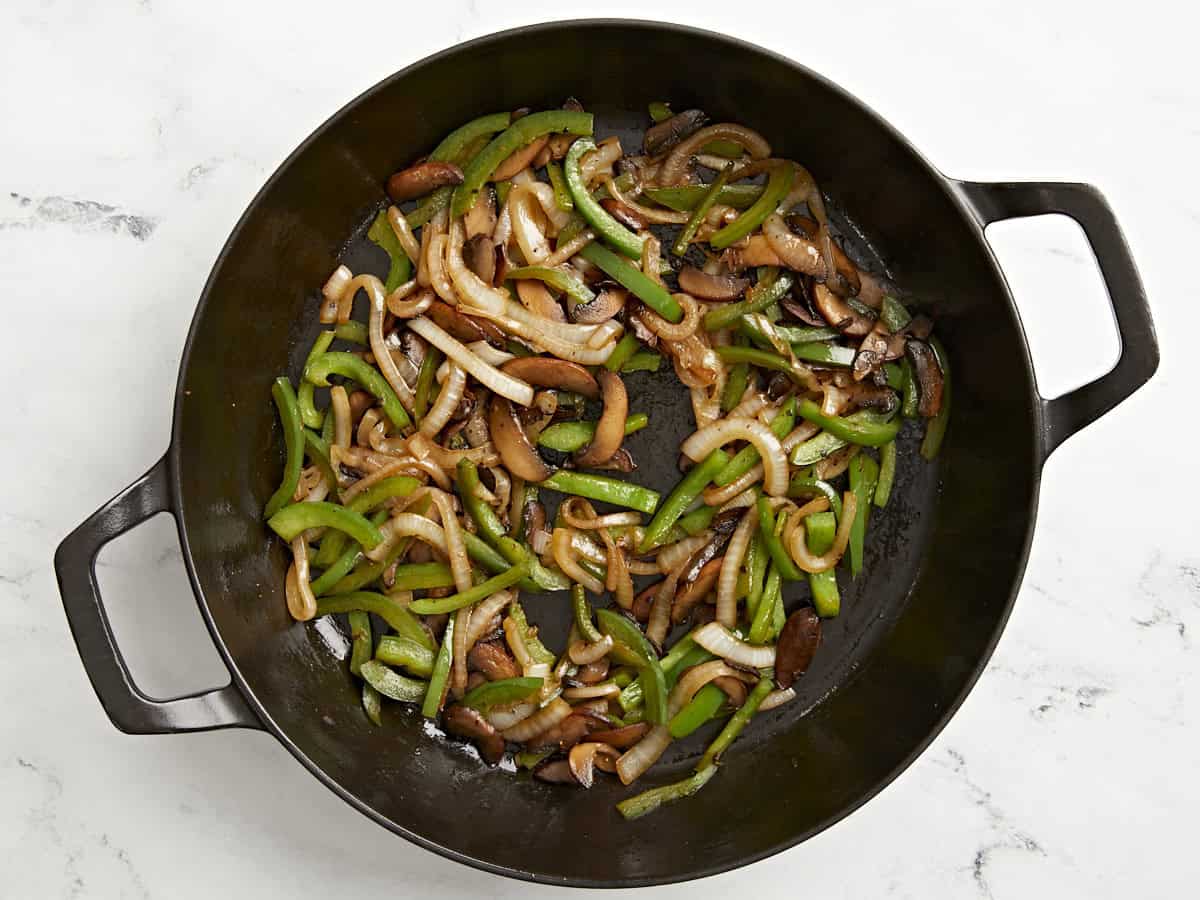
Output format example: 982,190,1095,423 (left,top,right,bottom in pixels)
3,0,1197,896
